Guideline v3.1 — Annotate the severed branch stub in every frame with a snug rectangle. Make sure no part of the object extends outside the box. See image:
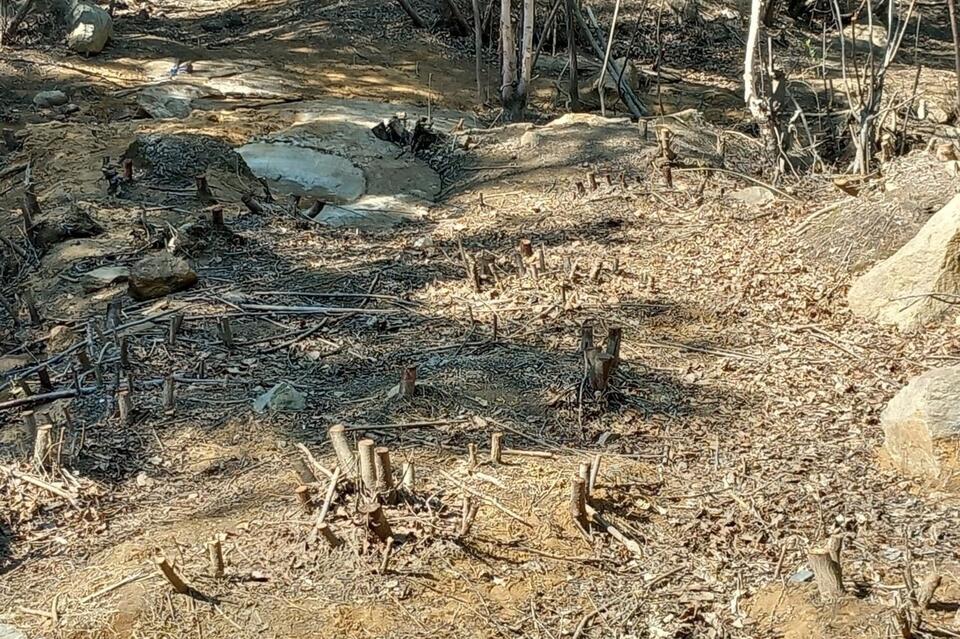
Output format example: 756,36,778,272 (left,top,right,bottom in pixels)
295,485,314,514
400,462,415,493
584,348,615,392
490,432,503,464
241,193,263,215
459,495,480,537
32,423,53,472
570,476,590,535
359,501,393,543
808,536,844,601
207,533,226,578
218,317,234,350
316,523,343,549
155,555,189,594
358,439,378,497
398,366,417,399
375,446,395,503
163,374,176,414
328,424,357,479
